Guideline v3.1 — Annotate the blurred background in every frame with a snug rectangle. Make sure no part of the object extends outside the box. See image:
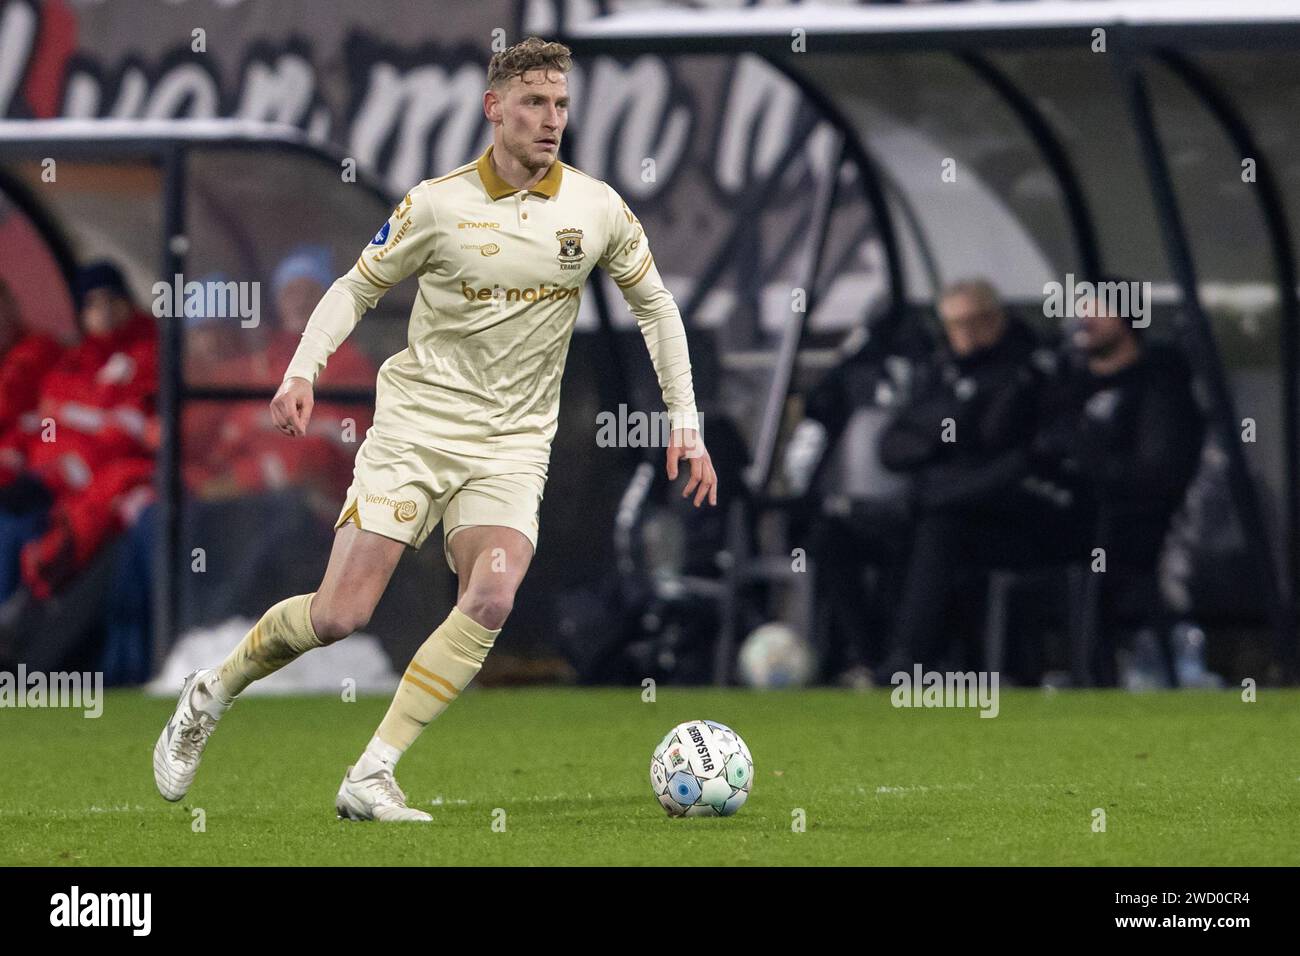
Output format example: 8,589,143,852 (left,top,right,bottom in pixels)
0,0,1296,693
